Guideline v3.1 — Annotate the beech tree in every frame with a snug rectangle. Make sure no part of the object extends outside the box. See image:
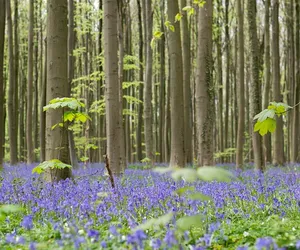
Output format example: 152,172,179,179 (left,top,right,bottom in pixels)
45,0,72,181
